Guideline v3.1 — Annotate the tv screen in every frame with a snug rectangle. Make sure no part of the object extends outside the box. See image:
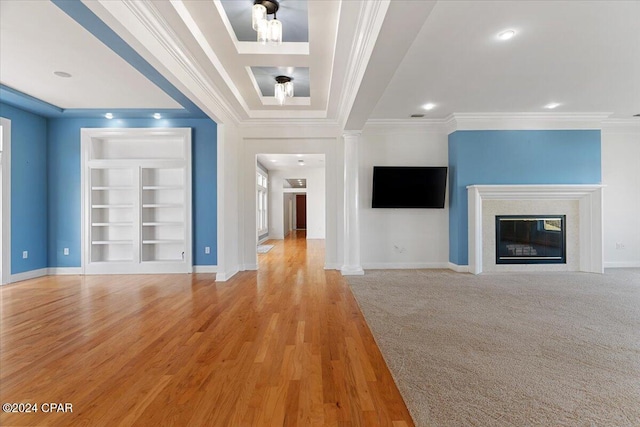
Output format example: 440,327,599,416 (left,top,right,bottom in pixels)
372,166,447,208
